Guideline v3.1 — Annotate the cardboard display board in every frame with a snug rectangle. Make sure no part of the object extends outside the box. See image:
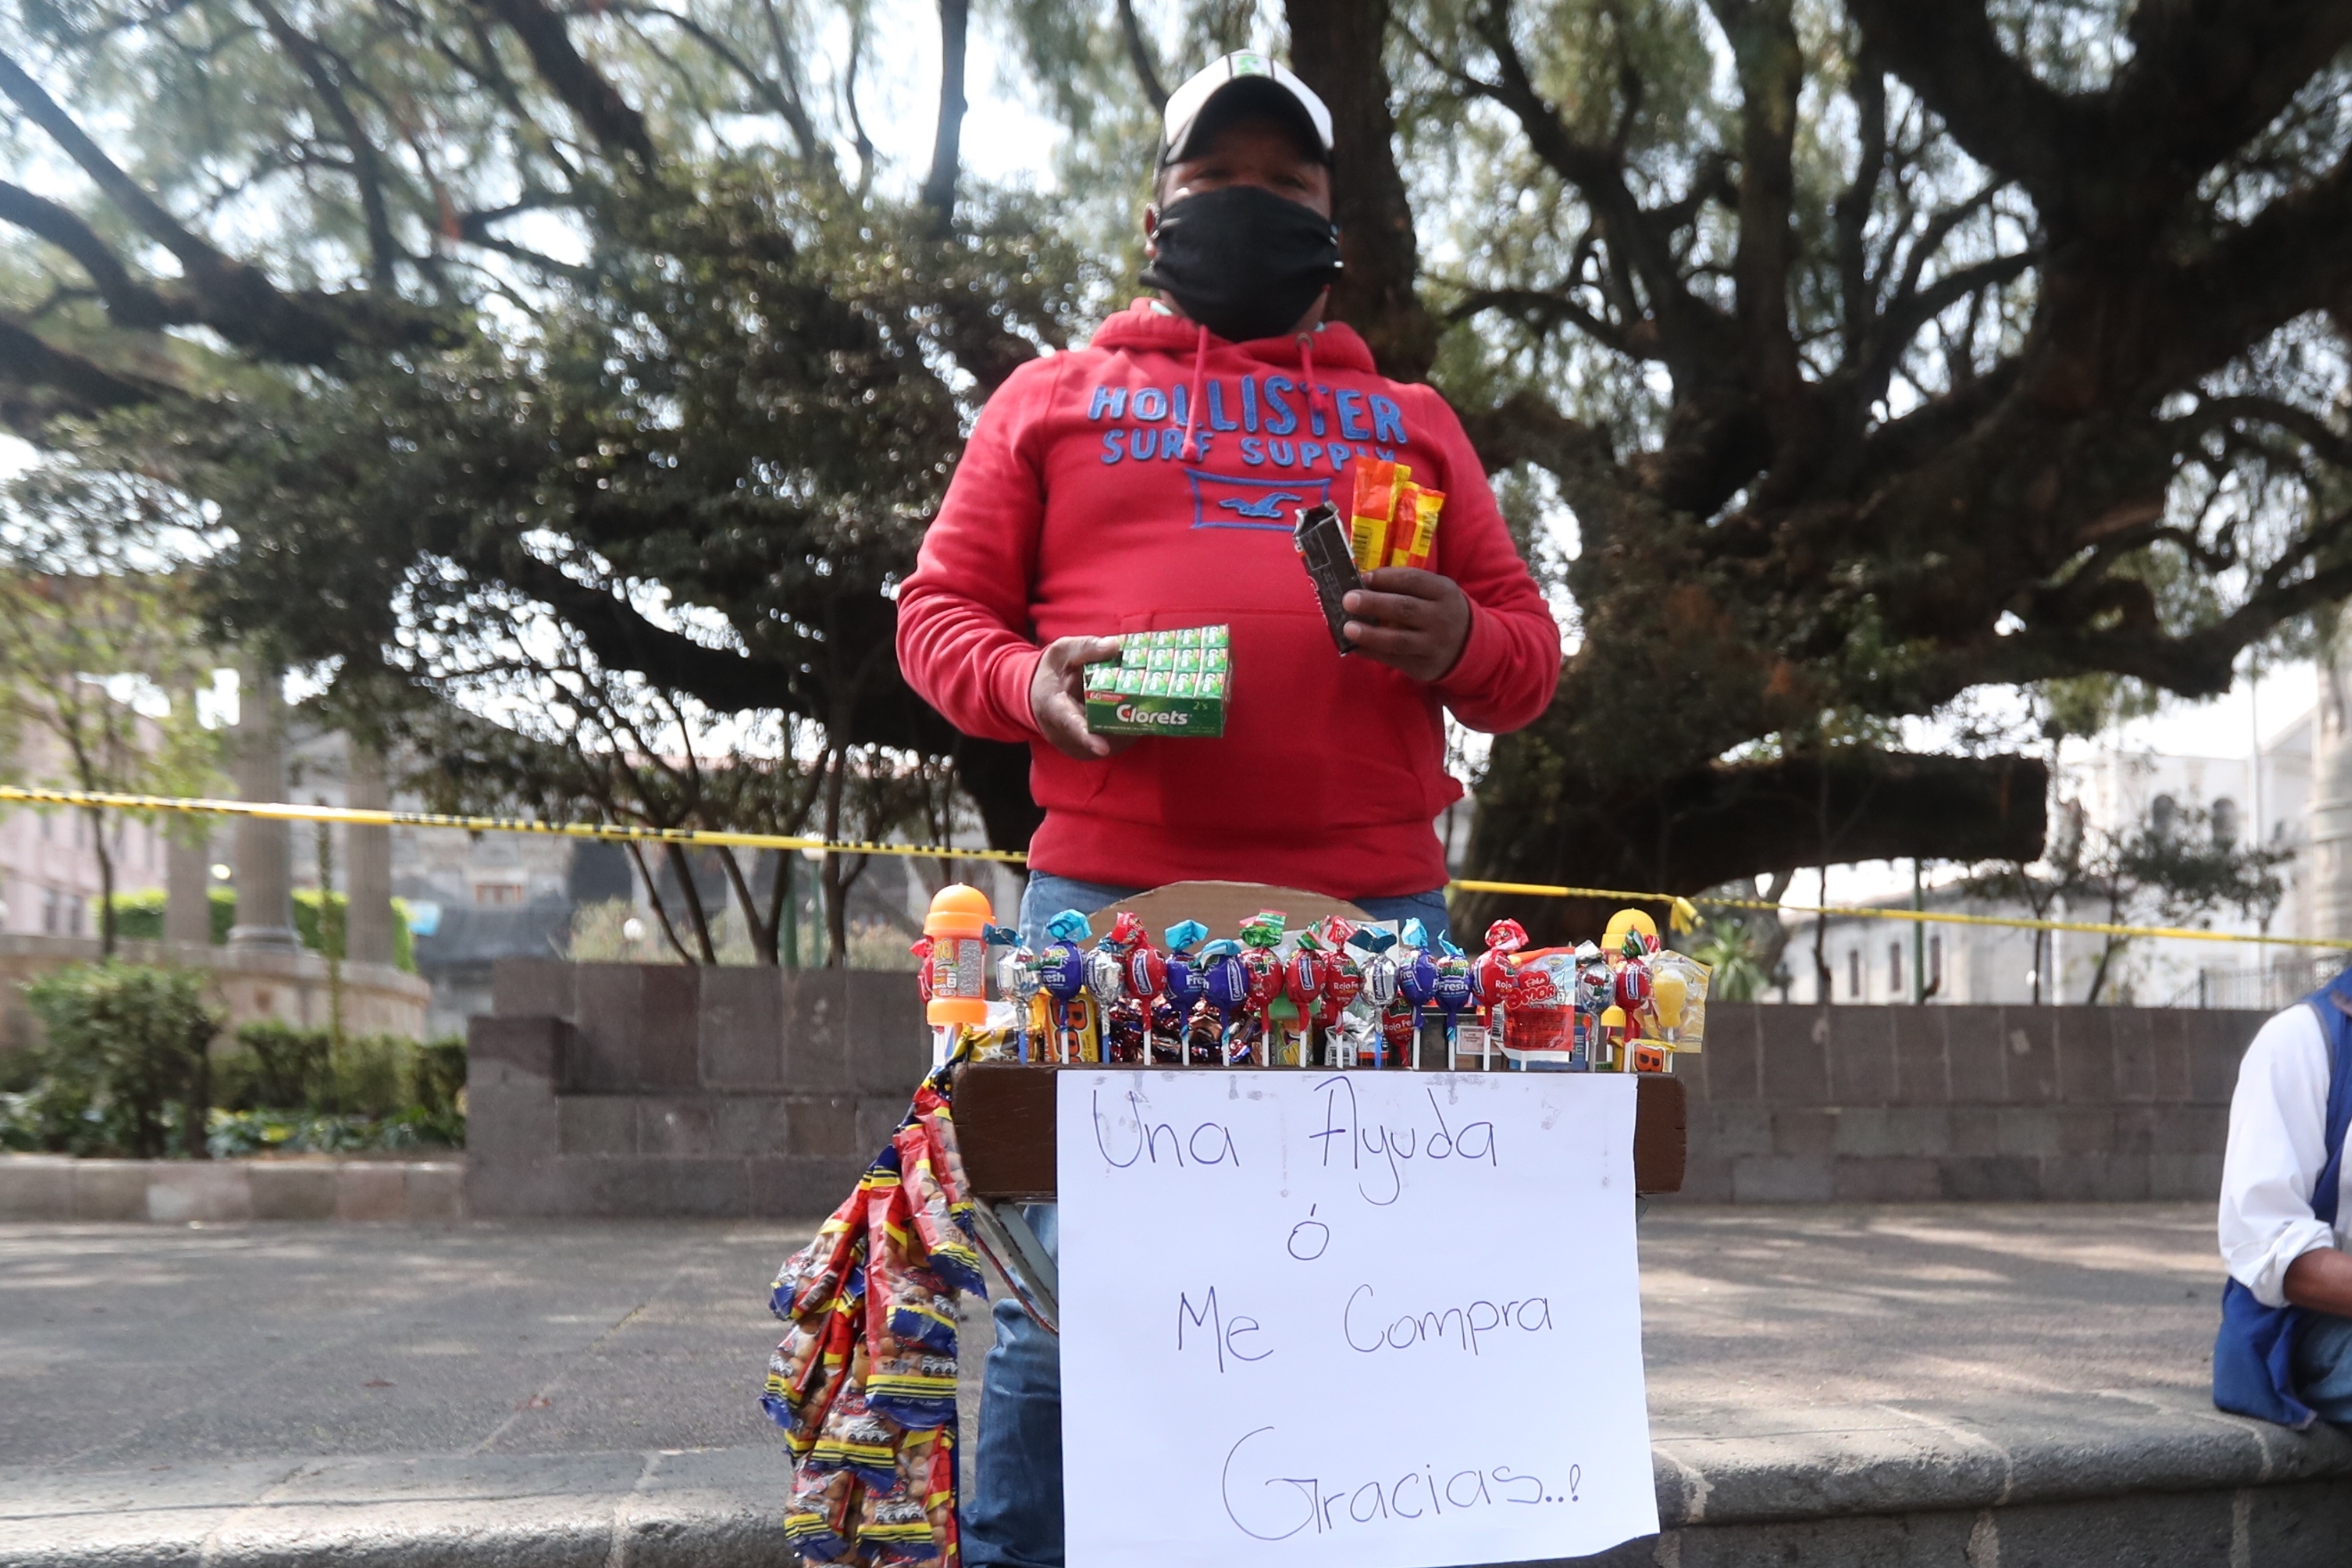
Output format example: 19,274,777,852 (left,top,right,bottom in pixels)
1078,880,1370,939
1056,1069,1658,1568
953,1062,1687,1200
